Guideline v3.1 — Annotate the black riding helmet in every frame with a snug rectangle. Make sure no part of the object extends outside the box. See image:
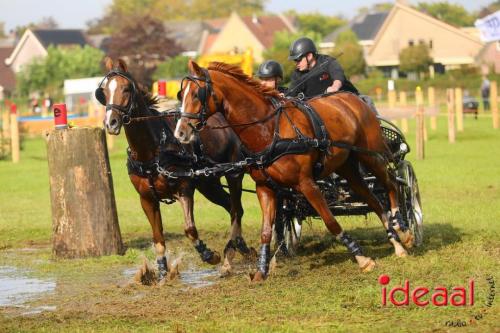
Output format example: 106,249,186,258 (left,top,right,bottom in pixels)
288,37,317,61
257,60,283,79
